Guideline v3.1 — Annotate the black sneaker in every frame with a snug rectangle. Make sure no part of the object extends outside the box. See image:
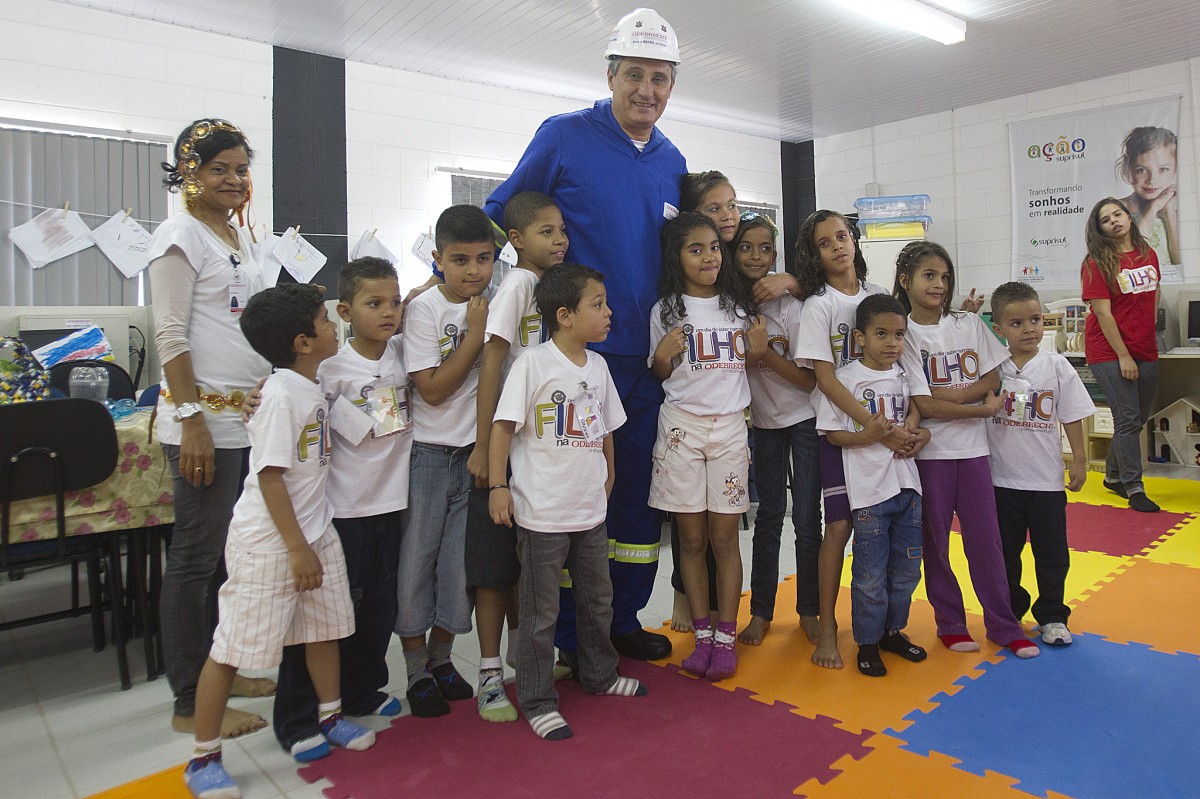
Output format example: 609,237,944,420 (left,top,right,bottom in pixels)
406,675,450,717
1103,479,1128,498
1129,492,1160,513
